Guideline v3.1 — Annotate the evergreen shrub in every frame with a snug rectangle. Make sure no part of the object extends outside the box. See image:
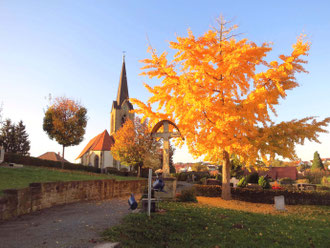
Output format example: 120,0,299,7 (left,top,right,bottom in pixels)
176,188,197,202
258,176,270,189
237,176,248,188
